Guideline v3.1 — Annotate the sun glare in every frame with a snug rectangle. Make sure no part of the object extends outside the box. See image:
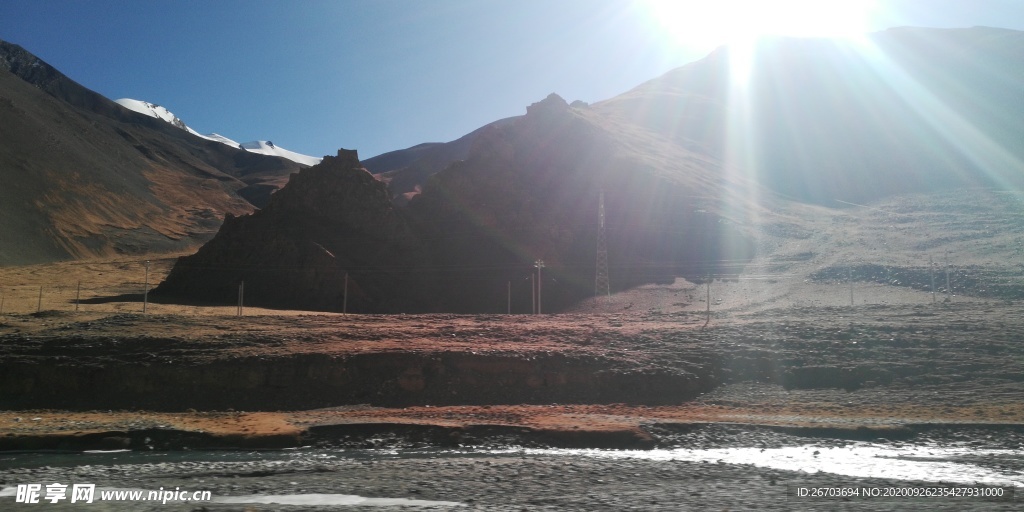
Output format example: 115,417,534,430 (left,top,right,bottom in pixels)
641,0,876,50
